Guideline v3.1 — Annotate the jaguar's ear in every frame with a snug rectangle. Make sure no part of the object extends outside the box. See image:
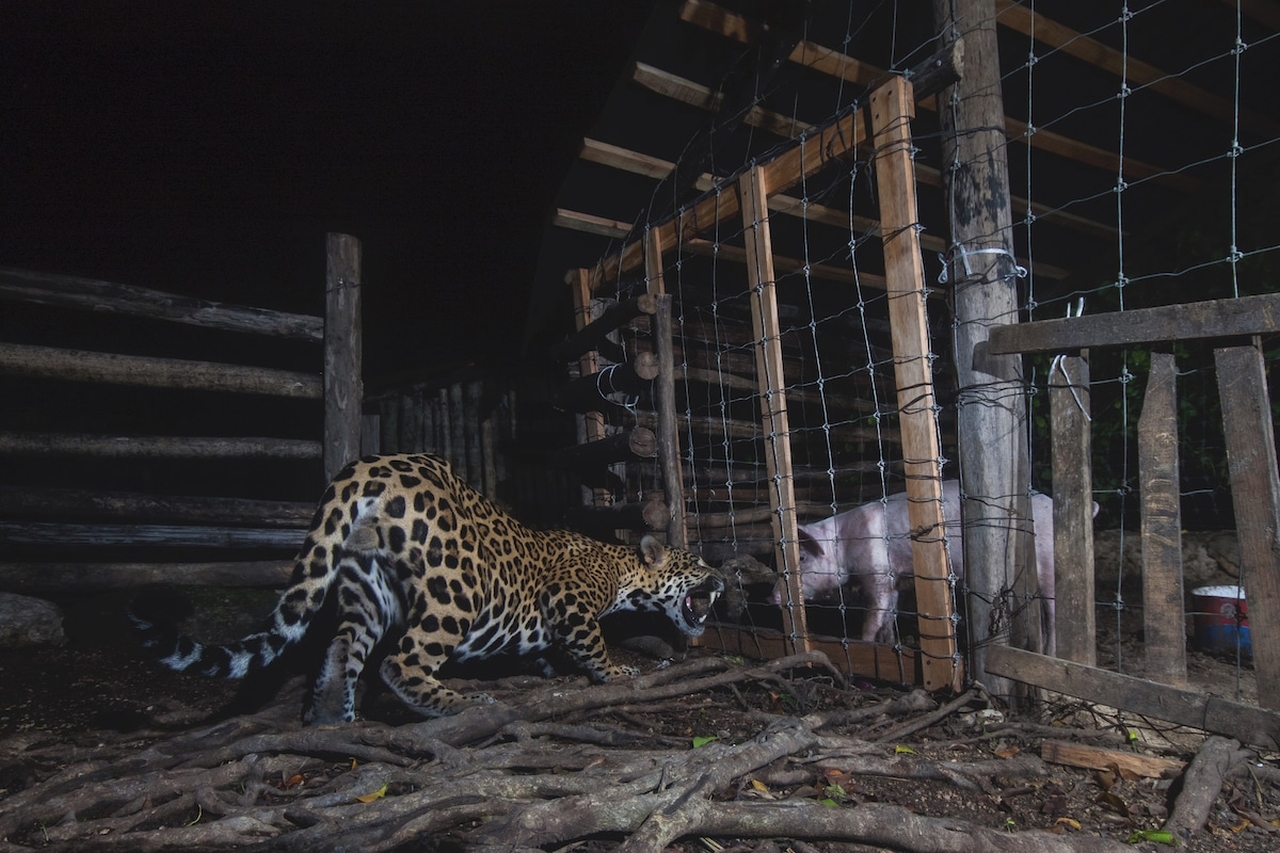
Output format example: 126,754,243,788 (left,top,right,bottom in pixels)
639,534,667,568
